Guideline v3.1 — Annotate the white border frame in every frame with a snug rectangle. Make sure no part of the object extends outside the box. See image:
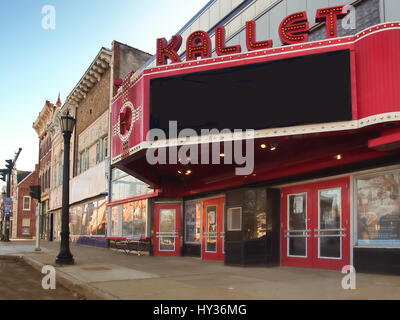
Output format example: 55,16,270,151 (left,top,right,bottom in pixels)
286,192,308,258
22,196,31,211
317,187,343,260
158,208,177,252
205,204,218,253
